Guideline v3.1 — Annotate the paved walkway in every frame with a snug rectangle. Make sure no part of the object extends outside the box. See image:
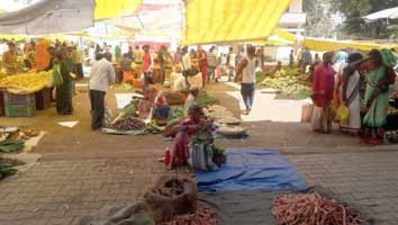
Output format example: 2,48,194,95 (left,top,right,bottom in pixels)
0,156,172,225
289,151,398,225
